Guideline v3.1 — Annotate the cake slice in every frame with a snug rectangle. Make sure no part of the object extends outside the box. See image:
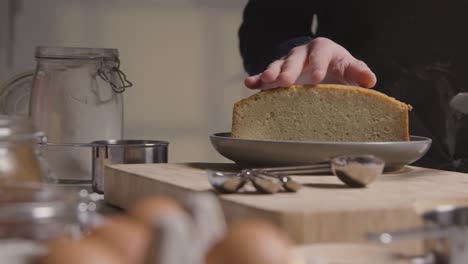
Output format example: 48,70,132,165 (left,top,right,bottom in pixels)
231,84,412,142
